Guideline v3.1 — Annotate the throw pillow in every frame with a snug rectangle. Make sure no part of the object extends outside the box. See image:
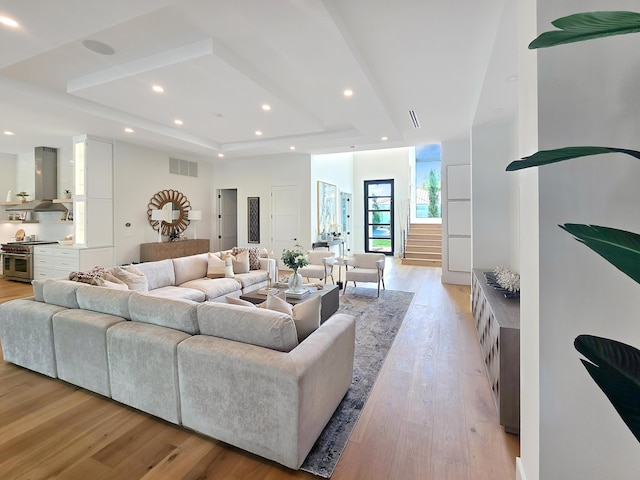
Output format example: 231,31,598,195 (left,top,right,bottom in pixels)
233,246,261,270
207,253,234,278
112,265,149,292
225,296,257,308
92,276,129,290
225,250,250,274
264,294,321,342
